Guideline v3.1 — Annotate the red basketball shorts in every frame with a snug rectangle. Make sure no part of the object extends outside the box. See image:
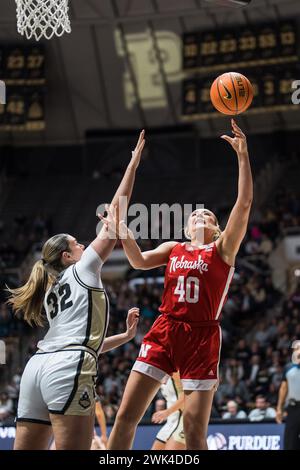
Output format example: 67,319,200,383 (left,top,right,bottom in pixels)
133,314,222,391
